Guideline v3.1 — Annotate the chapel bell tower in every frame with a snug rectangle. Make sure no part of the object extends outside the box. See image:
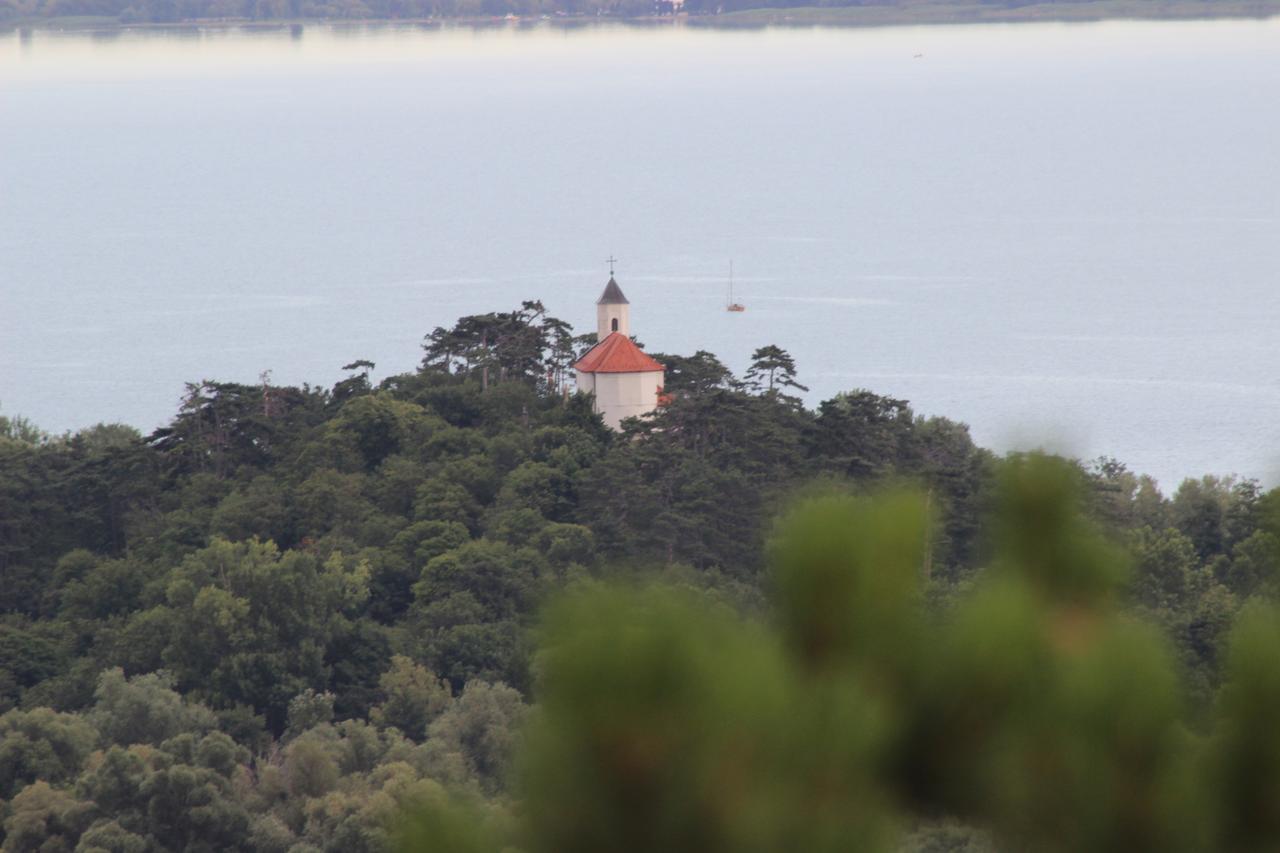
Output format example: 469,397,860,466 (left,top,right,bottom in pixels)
597,276,630,341
573,268,665,430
